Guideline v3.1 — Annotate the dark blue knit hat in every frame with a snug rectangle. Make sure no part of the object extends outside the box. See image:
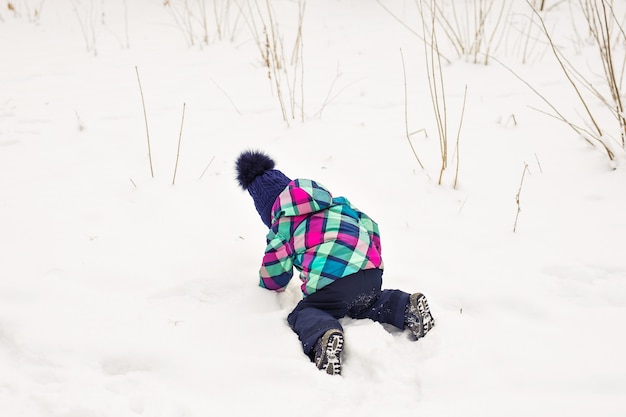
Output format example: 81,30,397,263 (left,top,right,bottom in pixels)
235,150,291,227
